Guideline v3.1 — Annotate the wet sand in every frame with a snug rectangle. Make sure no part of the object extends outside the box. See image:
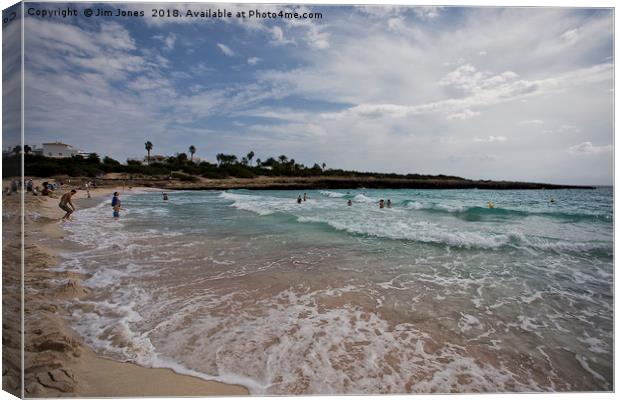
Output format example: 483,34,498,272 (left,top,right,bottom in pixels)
2,183,248,397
